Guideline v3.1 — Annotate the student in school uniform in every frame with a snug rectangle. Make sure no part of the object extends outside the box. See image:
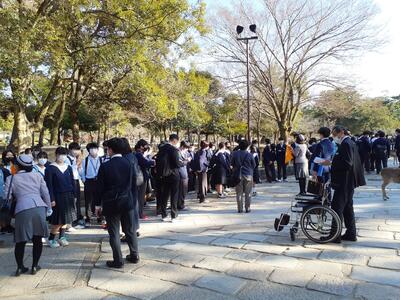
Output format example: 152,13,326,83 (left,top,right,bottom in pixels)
45,147,77,248
80,143,102,225
66,142,84,228
33,151,49,177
